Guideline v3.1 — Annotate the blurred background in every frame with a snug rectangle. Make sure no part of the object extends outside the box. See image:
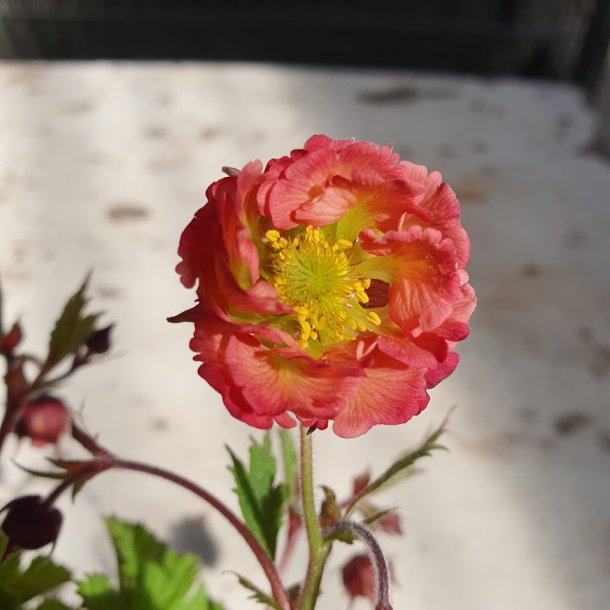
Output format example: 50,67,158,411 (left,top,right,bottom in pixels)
0,1,609,610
